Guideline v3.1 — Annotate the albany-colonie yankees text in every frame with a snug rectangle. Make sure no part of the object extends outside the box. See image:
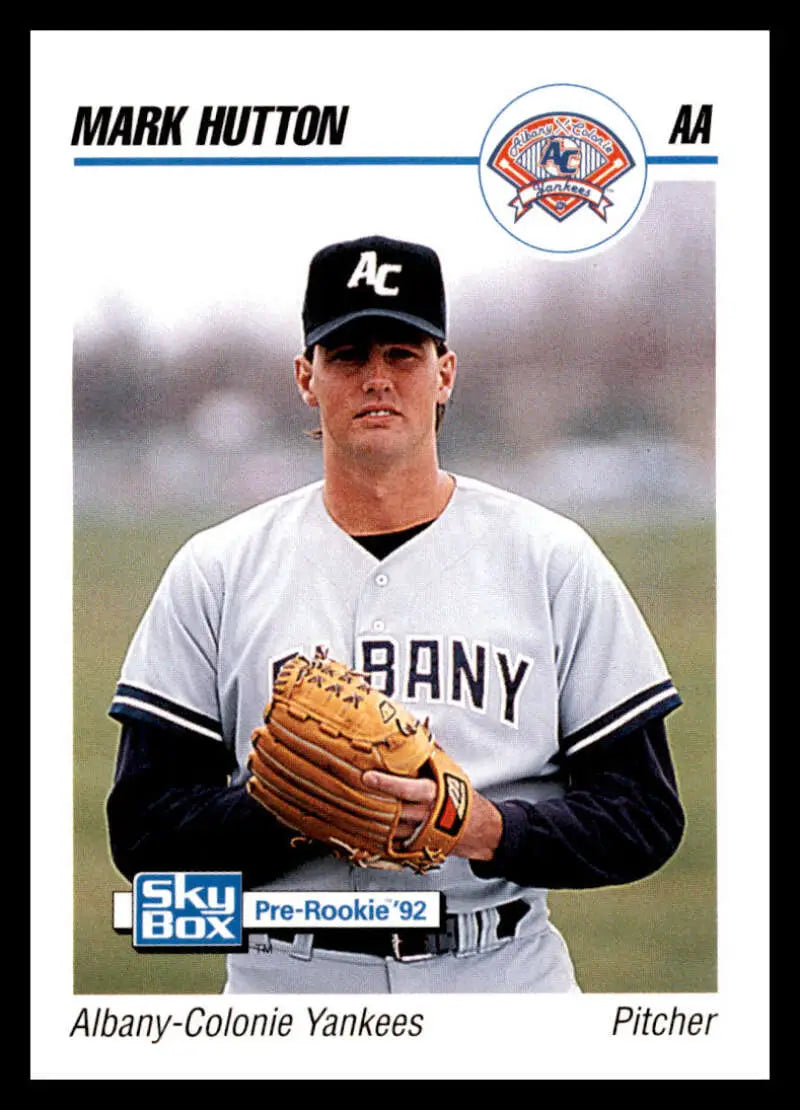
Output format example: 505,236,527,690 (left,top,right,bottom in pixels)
70,1005,423,1042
